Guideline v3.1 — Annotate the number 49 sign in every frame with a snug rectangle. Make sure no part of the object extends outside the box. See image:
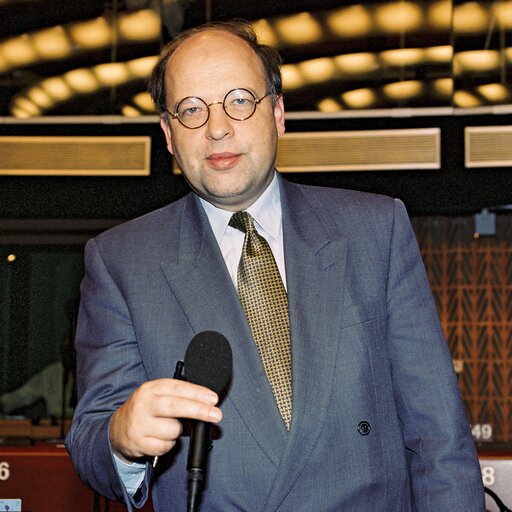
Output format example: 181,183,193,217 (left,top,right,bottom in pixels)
472,423,493,442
